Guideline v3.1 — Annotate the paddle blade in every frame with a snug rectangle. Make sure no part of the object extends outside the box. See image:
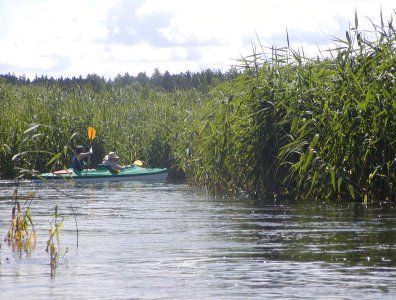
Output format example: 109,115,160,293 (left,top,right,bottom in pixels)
133,160,143,166
87,127,96,140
